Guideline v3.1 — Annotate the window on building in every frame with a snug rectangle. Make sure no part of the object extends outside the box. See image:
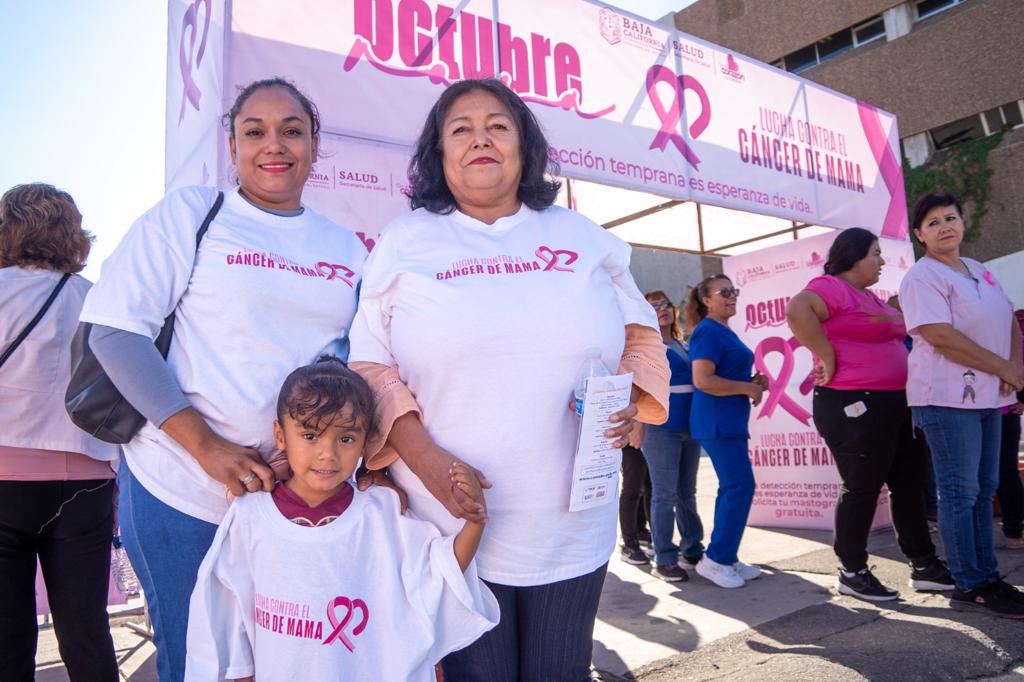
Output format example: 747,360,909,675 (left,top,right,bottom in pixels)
929,100,1024,150
914,0,963,21
775,15,885,73
853,17,885,45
